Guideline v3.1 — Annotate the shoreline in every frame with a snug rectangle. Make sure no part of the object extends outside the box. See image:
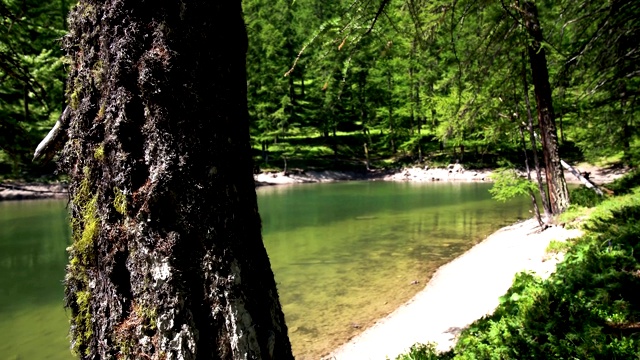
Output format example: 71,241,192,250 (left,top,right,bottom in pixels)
255,162,629,187
0,182,69,201
1,162,628,201
324,219,584,360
